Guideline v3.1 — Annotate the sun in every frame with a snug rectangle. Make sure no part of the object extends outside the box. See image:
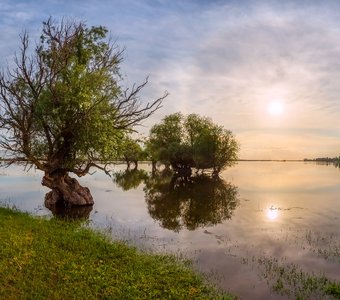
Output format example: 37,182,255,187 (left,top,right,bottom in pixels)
268,100,284,116
266,206,279,221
